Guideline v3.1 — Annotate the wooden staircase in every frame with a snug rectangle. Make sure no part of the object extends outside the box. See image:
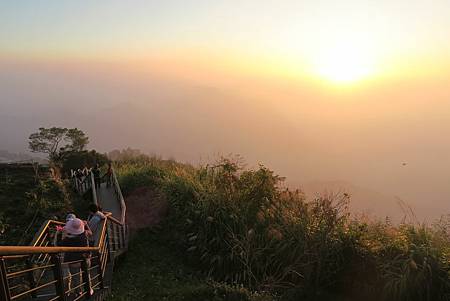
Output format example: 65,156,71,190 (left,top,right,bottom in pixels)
0,169,128,301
